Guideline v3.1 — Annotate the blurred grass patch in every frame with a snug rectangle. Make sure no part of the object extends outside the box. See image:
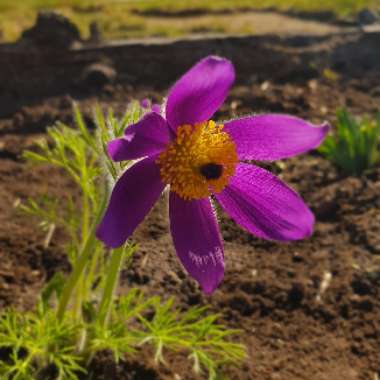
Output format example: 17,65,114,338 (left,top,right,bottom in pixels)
0,0,378,41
